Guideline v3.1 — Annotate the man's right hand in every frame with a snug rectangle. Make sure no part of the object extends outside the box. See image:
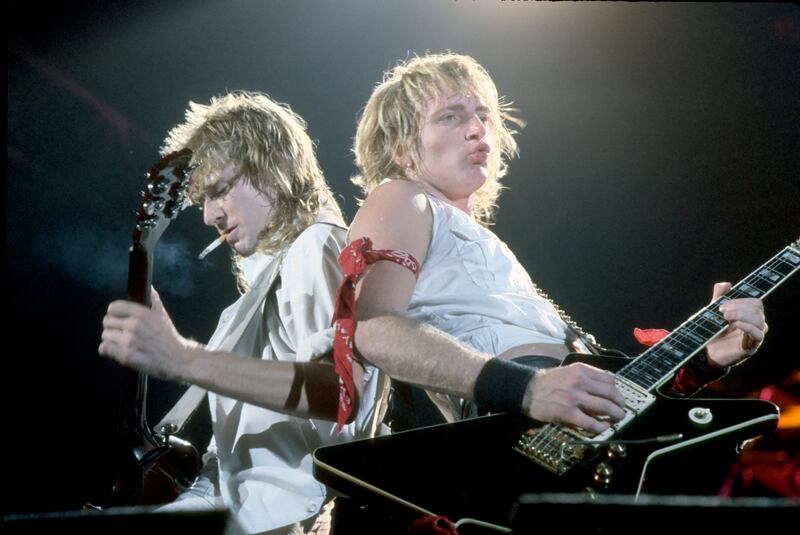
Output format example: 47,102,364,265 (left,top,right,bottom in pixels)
523,363,626,434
